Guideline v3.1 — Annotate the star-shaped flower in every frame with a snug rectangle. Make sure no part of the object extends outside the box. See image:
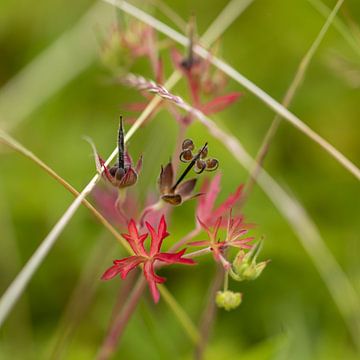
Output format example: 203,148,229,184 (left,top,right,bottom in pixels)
102,216,195,303
189,212,253,268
